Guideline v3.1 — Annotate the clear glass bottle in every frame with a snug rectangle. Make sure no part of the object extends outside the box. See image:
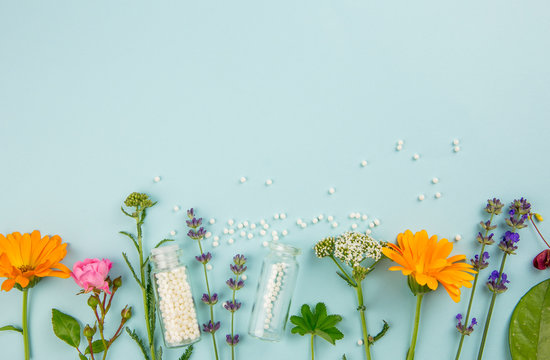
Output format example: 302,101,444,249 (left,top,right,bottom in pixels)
249,242,301,341
150,244,201,348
